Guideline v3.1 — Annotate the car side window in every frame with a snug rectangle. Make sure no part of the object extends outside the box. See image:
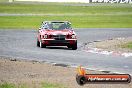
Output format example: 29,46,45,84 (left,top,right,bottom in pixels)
67,22,72,29
44,23,49,29
40,23,49,29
